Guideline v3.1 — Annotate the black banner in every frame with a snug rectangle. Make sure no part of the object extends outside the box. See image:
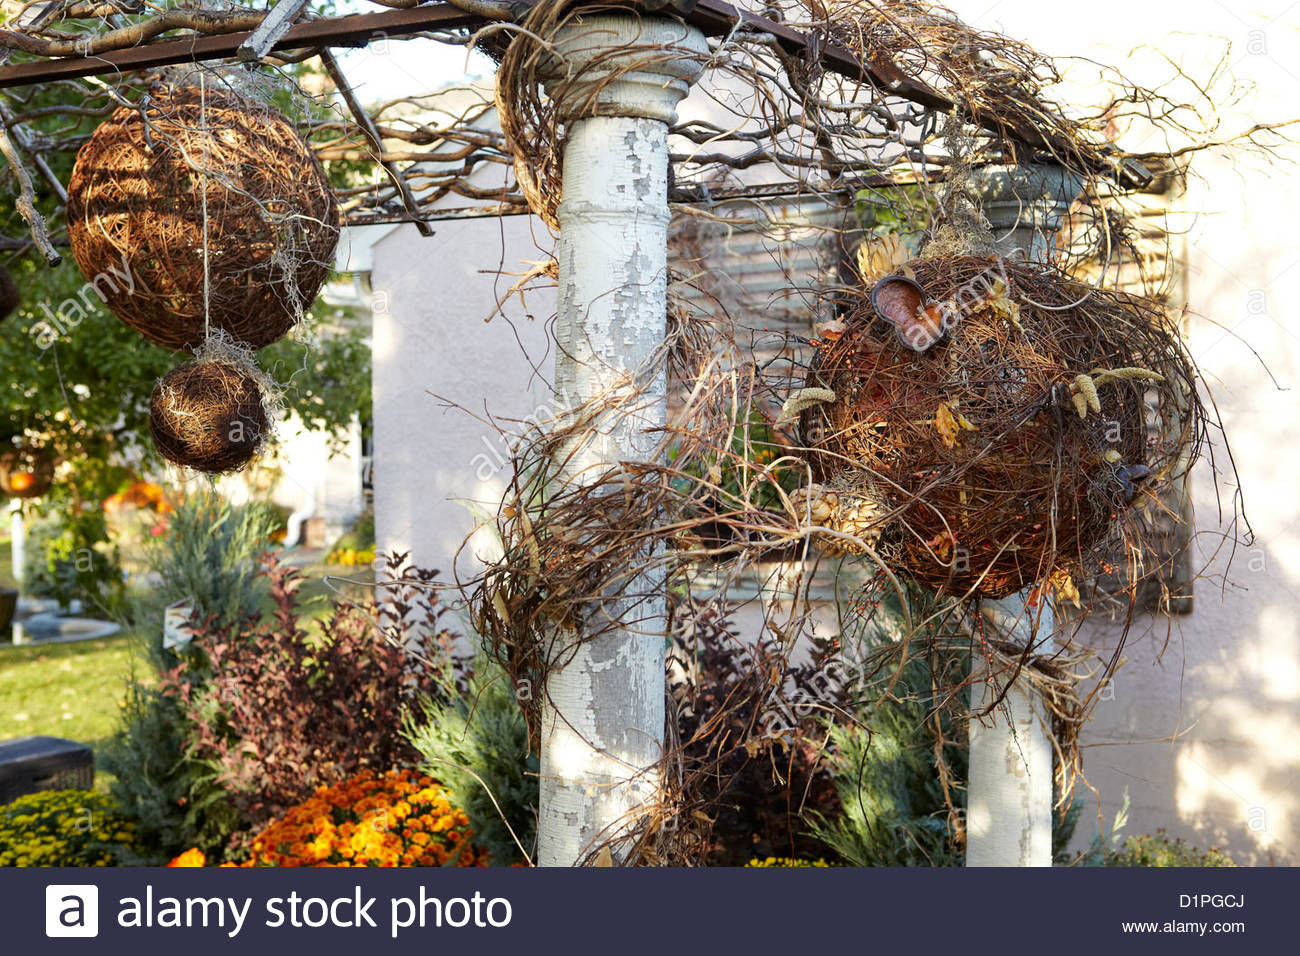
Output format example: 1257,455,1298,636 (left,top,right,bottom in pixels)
2,866,1293,954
